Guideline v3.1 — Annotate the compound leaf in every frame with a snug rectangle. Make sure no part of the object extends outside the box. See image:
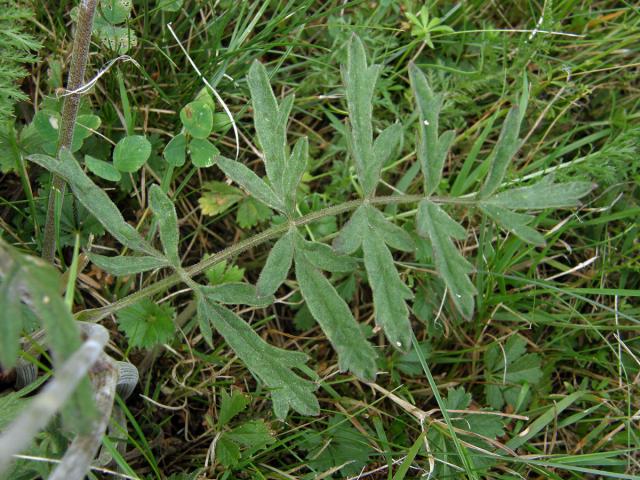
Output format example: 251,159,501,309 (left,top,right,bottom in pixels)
417,199,476,319
295,252,378,380
217,156,284,212
218,389,249,427
479,105,522,198
365,206,414,252
247,61,289,198
282,136,308,213
343,34,382,195
196,295,319,419
362,230,413,351
29,149,158,256
88,253,169,276
117,299,175,348
149,185,180,266
295,235,358,273
202,283,274,307
256,229,294,297
486,179,594,210
409,62,447,194
480,204,545,246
